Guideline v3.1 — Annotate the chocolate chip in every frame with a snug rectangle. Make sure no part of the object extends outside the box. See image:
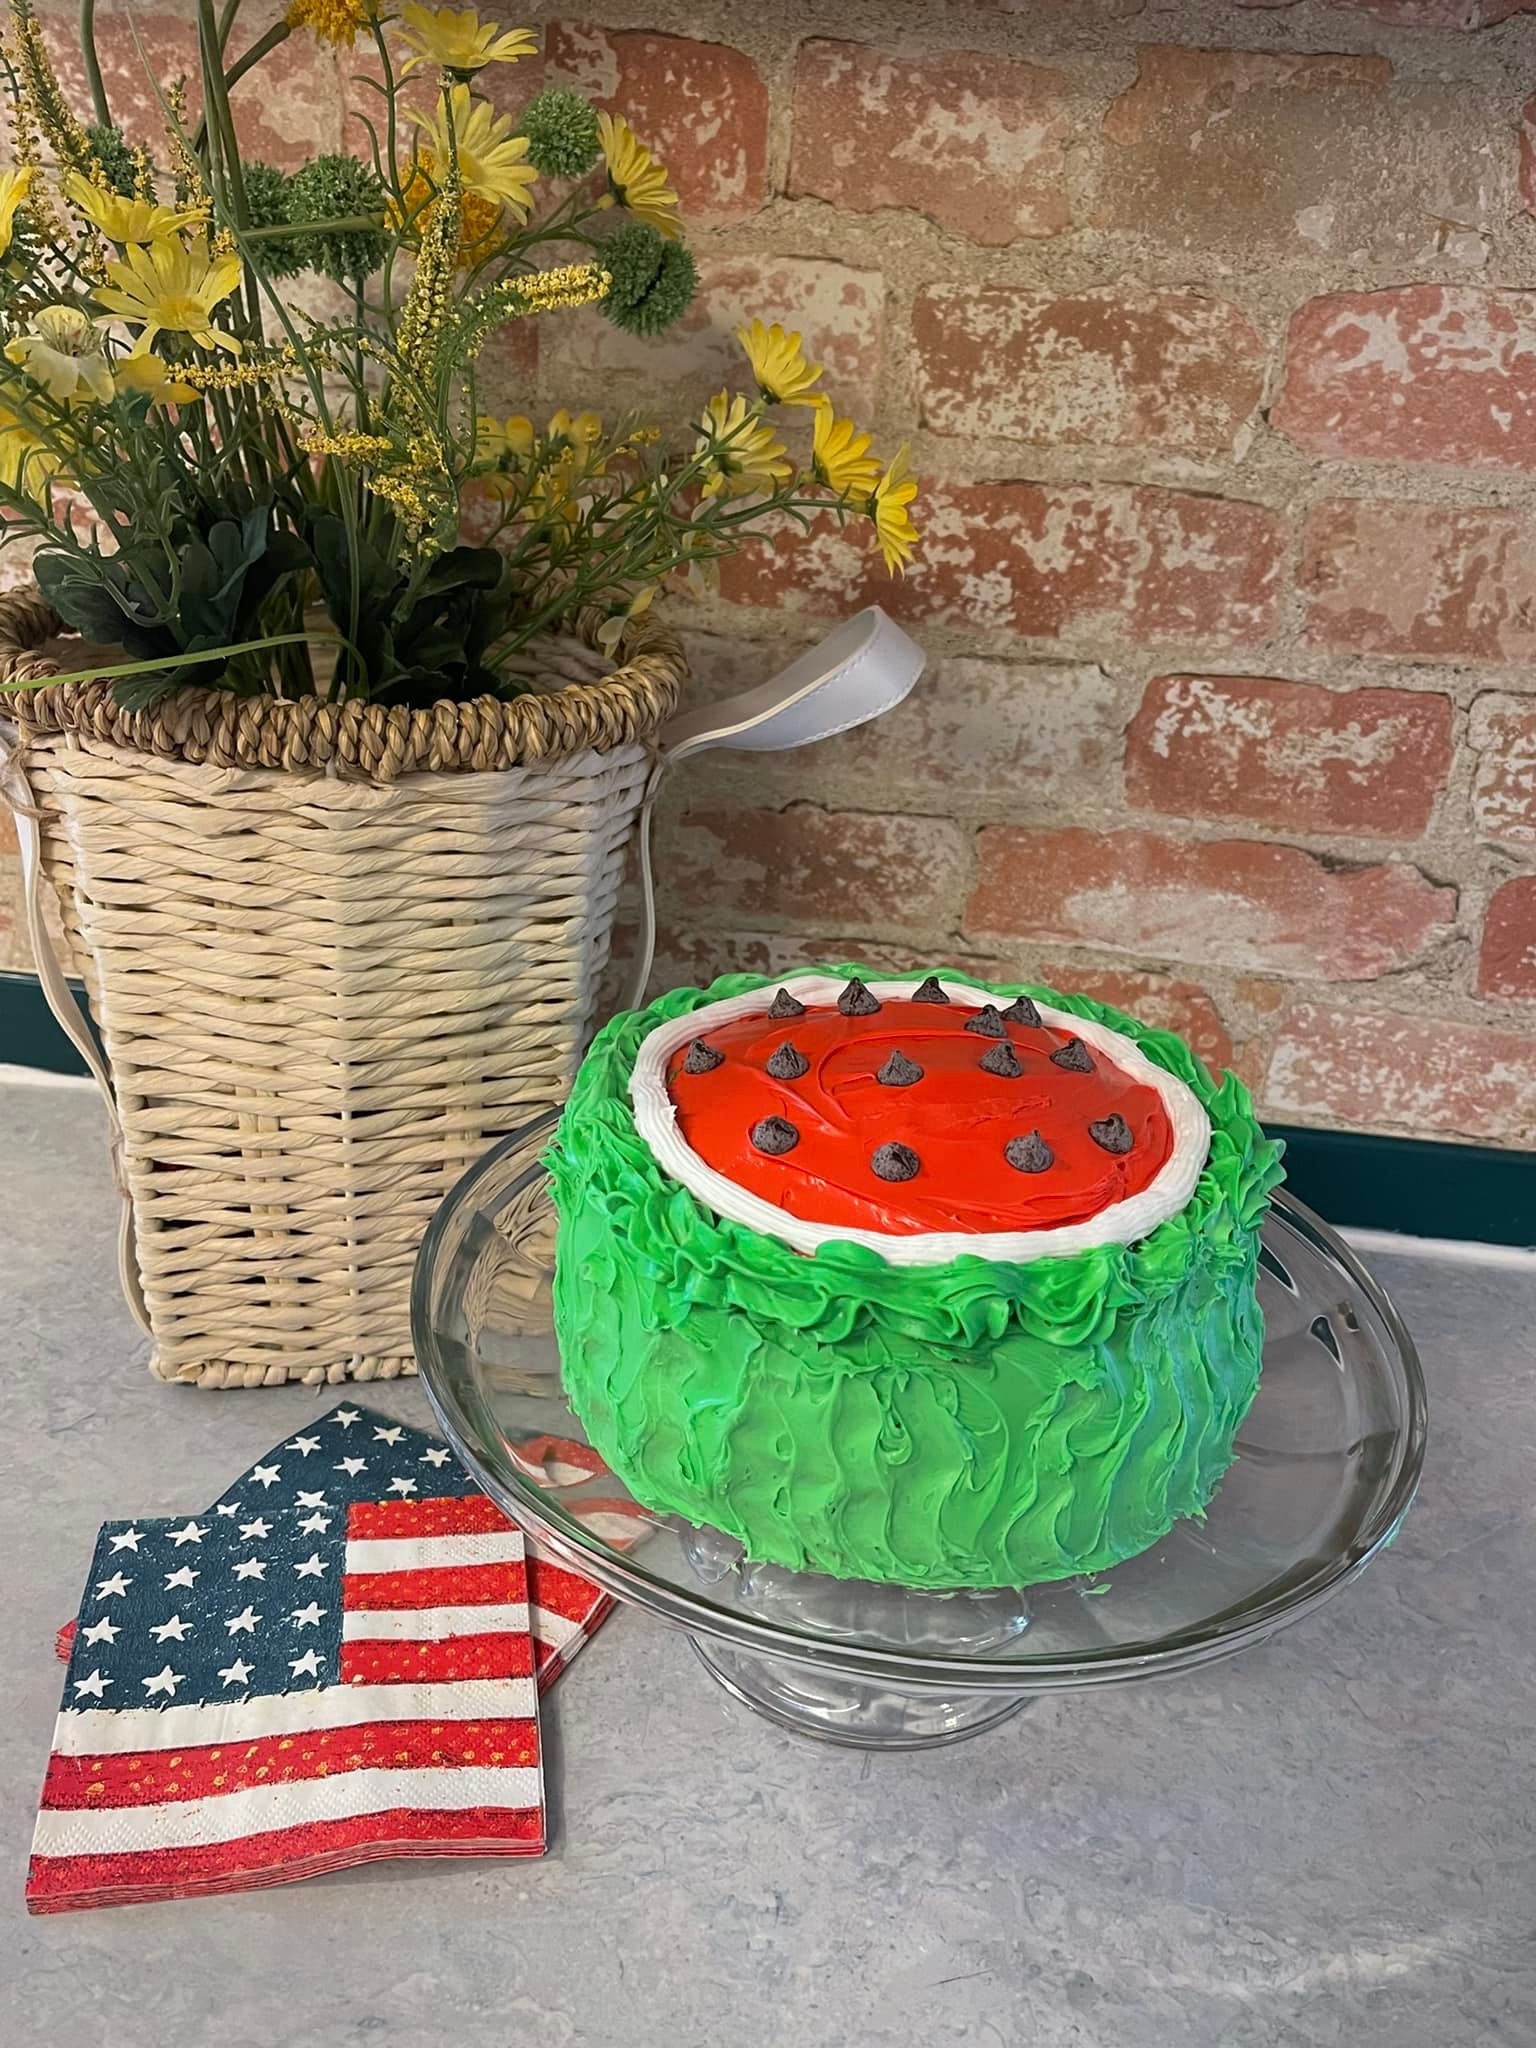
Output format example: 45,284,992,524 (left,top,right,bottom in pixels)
767,987,806,1020
1001,994,1042,1028
1089,1114,1134,1155
682,1038,725,1075
877,1048,924,1087
909,975,949,1005
750,1115,800,1156
979,1040,1024,1078
765,1042,809,1081
1005,1131,1054,1174
964,1003,1008,1039
871,1141,920,1182
1050,1036,1094,1073
837,976,882,1017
